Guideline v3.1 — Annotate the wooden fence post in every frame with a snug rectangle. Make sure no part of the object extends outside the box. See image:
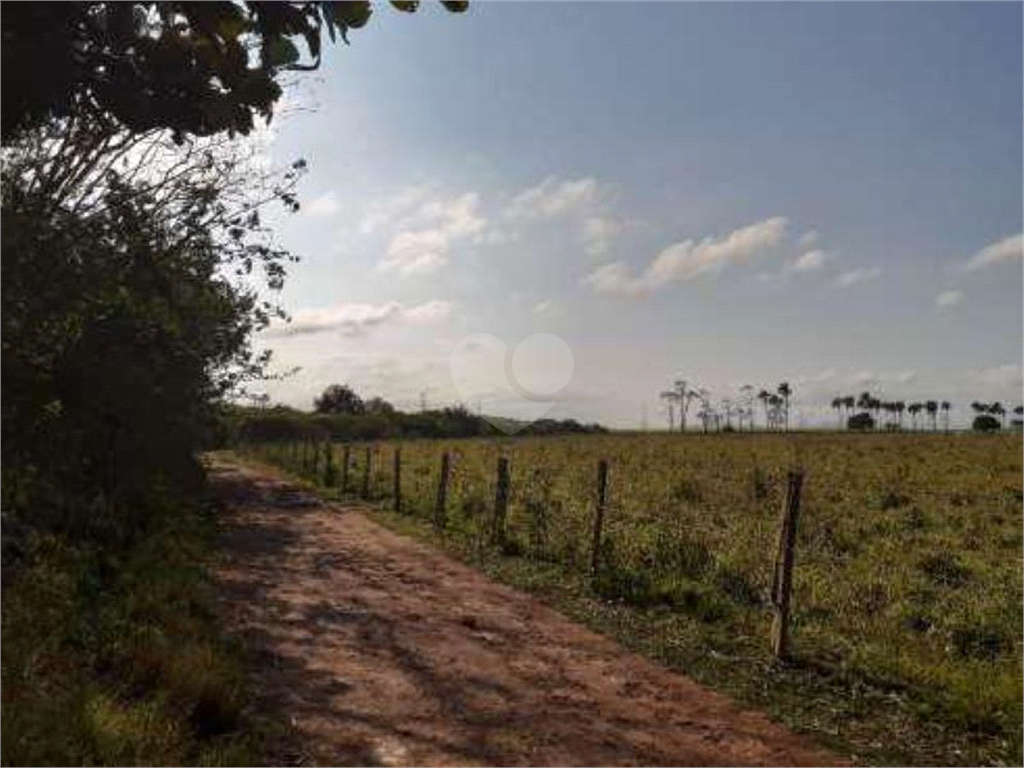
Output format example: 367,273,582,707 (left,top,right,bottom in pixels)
590,459,609,576
434,452,450,531
491,456,510,546
362,446,372,499
311,438,319,478
324,441,335,486
301,440,309,473
393,448,402,512
341,445,351,494
770,469,805,660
